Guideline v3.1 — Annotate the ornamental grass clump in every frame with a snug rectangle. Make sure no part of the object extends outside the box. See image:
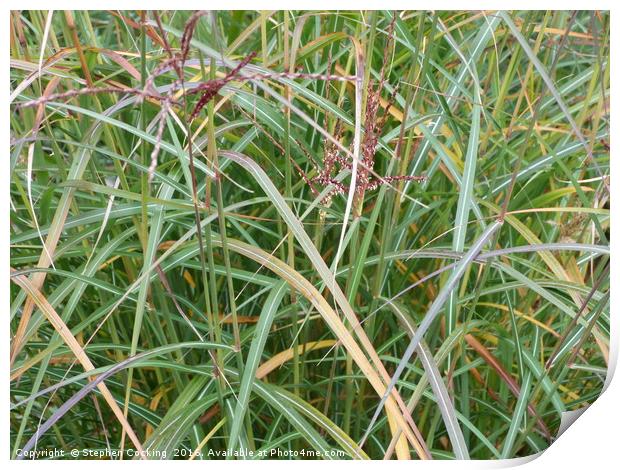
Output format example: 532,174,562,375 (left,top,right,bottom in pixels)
10,9,610,461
